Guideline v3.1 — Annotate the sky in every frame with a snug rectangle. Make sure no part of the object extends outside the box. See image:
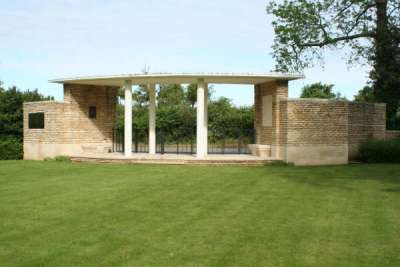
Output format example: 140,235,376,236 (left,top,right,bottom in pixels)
0,0,371,106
